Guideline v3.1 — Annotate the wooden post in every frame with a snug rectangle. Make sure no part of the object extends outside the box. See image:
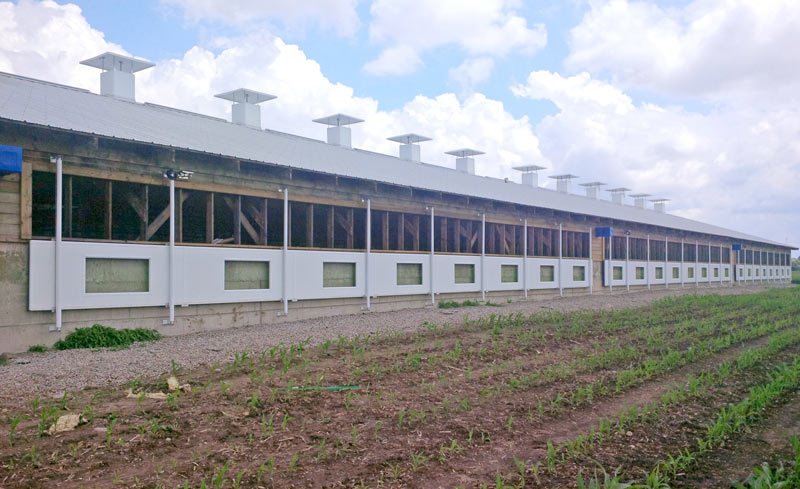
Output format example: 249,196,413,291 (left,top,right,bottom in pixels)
65,175,73,238
439,216,447,252
453,219,460,253
105,180,113,239
233,195,242,244
206,192,214,243
177,188,183,243
380,211,388,250
346,207,354,249
261,198,268,245
306,203,314,247
328,206,335,248
20,159,32,239
397,212,405,250
412,214,420,251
